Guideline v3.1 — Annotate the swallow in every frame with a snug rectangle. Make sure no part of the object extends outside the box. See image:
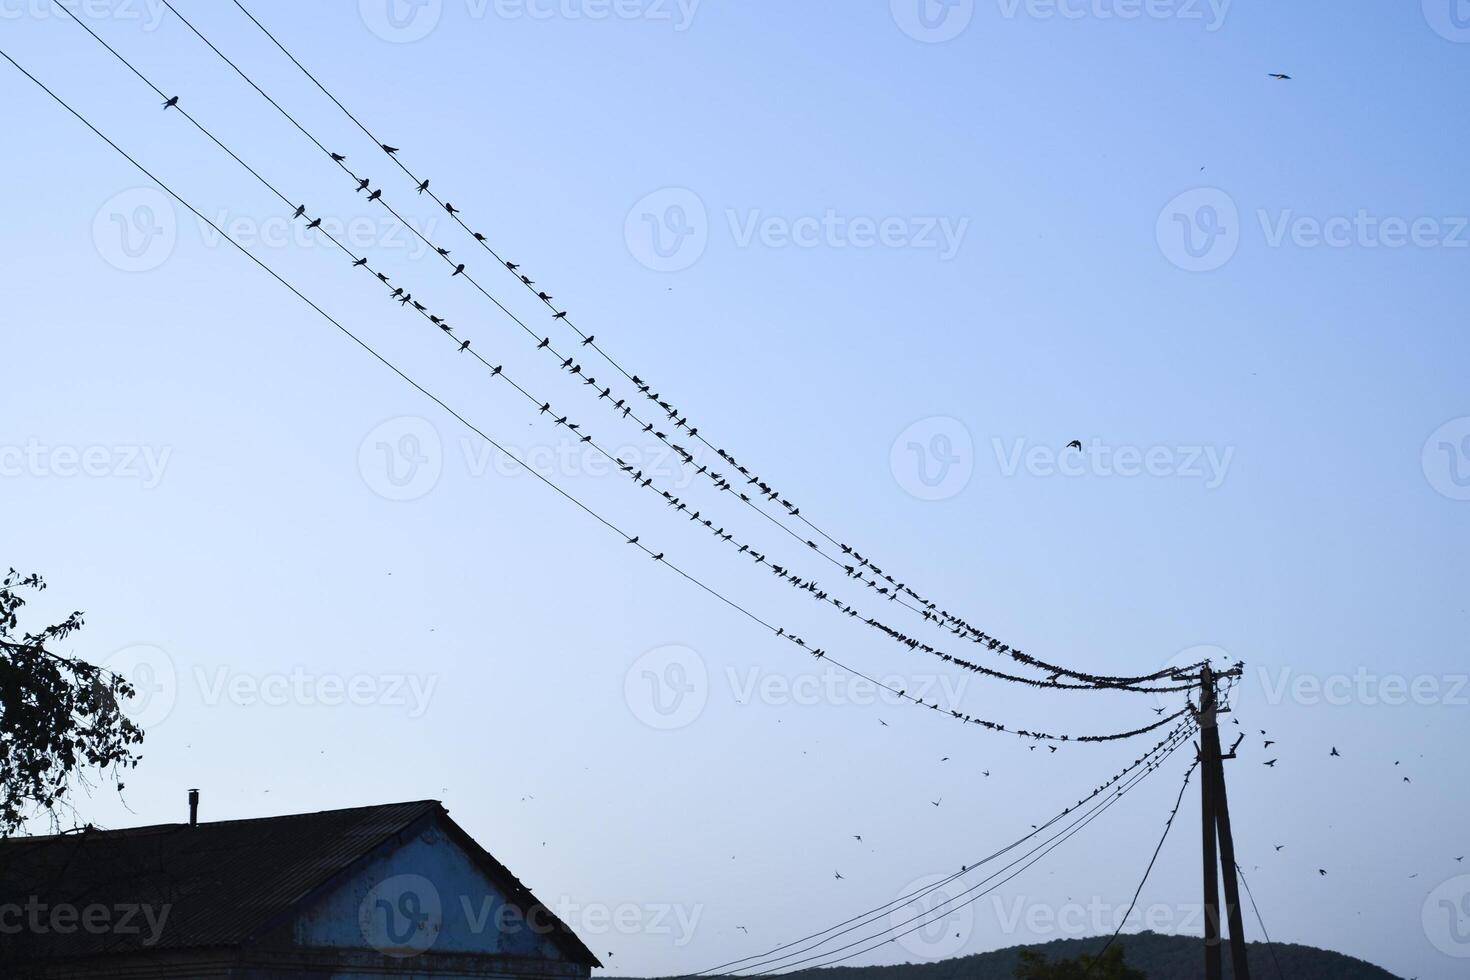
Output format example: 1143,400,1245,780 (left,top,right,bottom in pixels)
445,202,459,215
367,189,382,202
1066,440,1082,451
1268,73,1292,80
833,871,844,881
538,292,553,301
416,179,430,194
507,262,520,272
306,218,322,230
537,338,550,350
356,177,371,192
293,205,307,219
652,553,664,561
553,311,568,320
352,257,368,267
162,96,179,110
1264,759,1277,767
459,340,470,352
453,264,466,277
381,144,400,155
581,335,595,346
